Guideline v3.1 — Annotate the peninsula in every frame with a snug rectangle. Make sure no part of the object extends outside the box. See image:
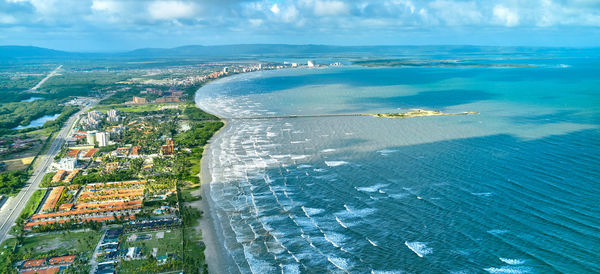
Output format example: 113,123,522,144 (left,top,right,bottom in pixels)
370,109,478,118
